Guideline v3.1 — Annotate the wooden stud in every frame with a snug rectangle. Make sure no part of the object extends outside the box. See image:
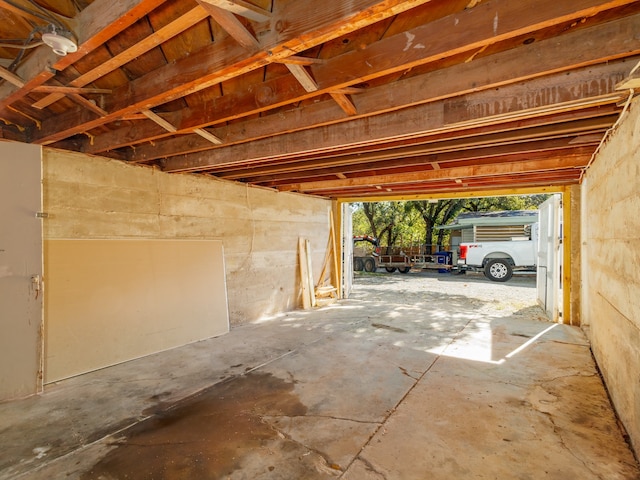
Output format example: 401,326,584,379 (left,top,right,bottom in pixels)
305,239,316,307
329,210,339,299
198,0,272,22
561,187,572,326
194,128,223,145
141,109,178,132
330,92,357,116
285,64,318,92
299,237,311,309
0,66,25,88
198,1,261,52
33,86,112,95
